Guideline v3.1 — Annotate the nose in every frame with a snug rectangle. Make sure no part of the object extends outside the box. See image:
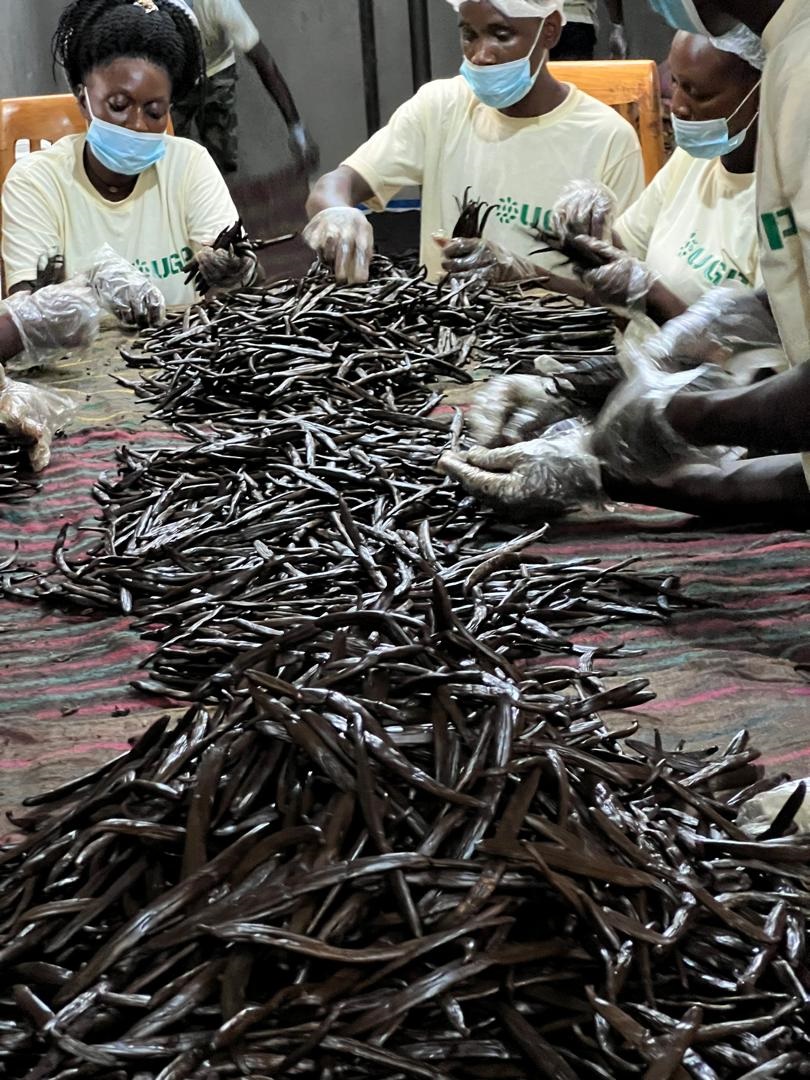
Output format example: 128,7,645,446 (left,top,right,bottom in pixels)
670,87,692,121
468,40,499,66
131,108,151,132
